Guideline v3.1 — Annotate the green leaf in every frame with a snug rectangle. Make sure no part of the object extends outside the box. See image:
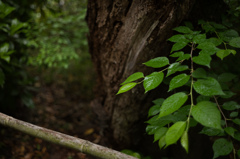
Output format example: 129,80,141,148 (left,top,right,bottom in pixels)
196,95,210,103
206,37,222,46
192,68,207,79
0,2,15,18
224,127,237,138
146,125,160,135
229,37,240,48
216,49,236,60
230,112,238,118
168,34,186,42
167,63,188,77
143,72,164,93
192,101,222,130
152,98,165,106
193,34,206,44
170,51,184,57
238,150,240,158
168,74,190,91
146,115,174,126
193,77,225,96
0,43,10,53
220,91,236,99
181,130,189,153
159,92,188,118
192,54,211,68
218,73,236,83
200,127,223,136
121,72,144,85
158,136,166,149
154,127,168,142
143,57,169,68
219,29,239,42
173,26,193,34
213,138,233,159
222,101,240,110
170,40,189,53
197,42,219,51
165,121,186,147
116,82,137,94
148,105,161,117
177,54,191,61
232,119,240,125
0,69,5,87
